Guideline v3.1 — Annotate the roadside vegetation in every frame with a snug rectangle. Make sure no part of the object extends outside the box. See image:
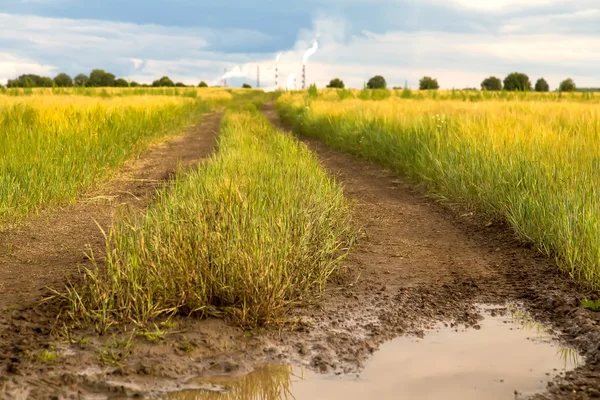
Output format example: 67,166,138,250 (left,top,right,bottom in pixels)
0,93,225,227
61,106,355,331
277,90,600,288
0,86,242,99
